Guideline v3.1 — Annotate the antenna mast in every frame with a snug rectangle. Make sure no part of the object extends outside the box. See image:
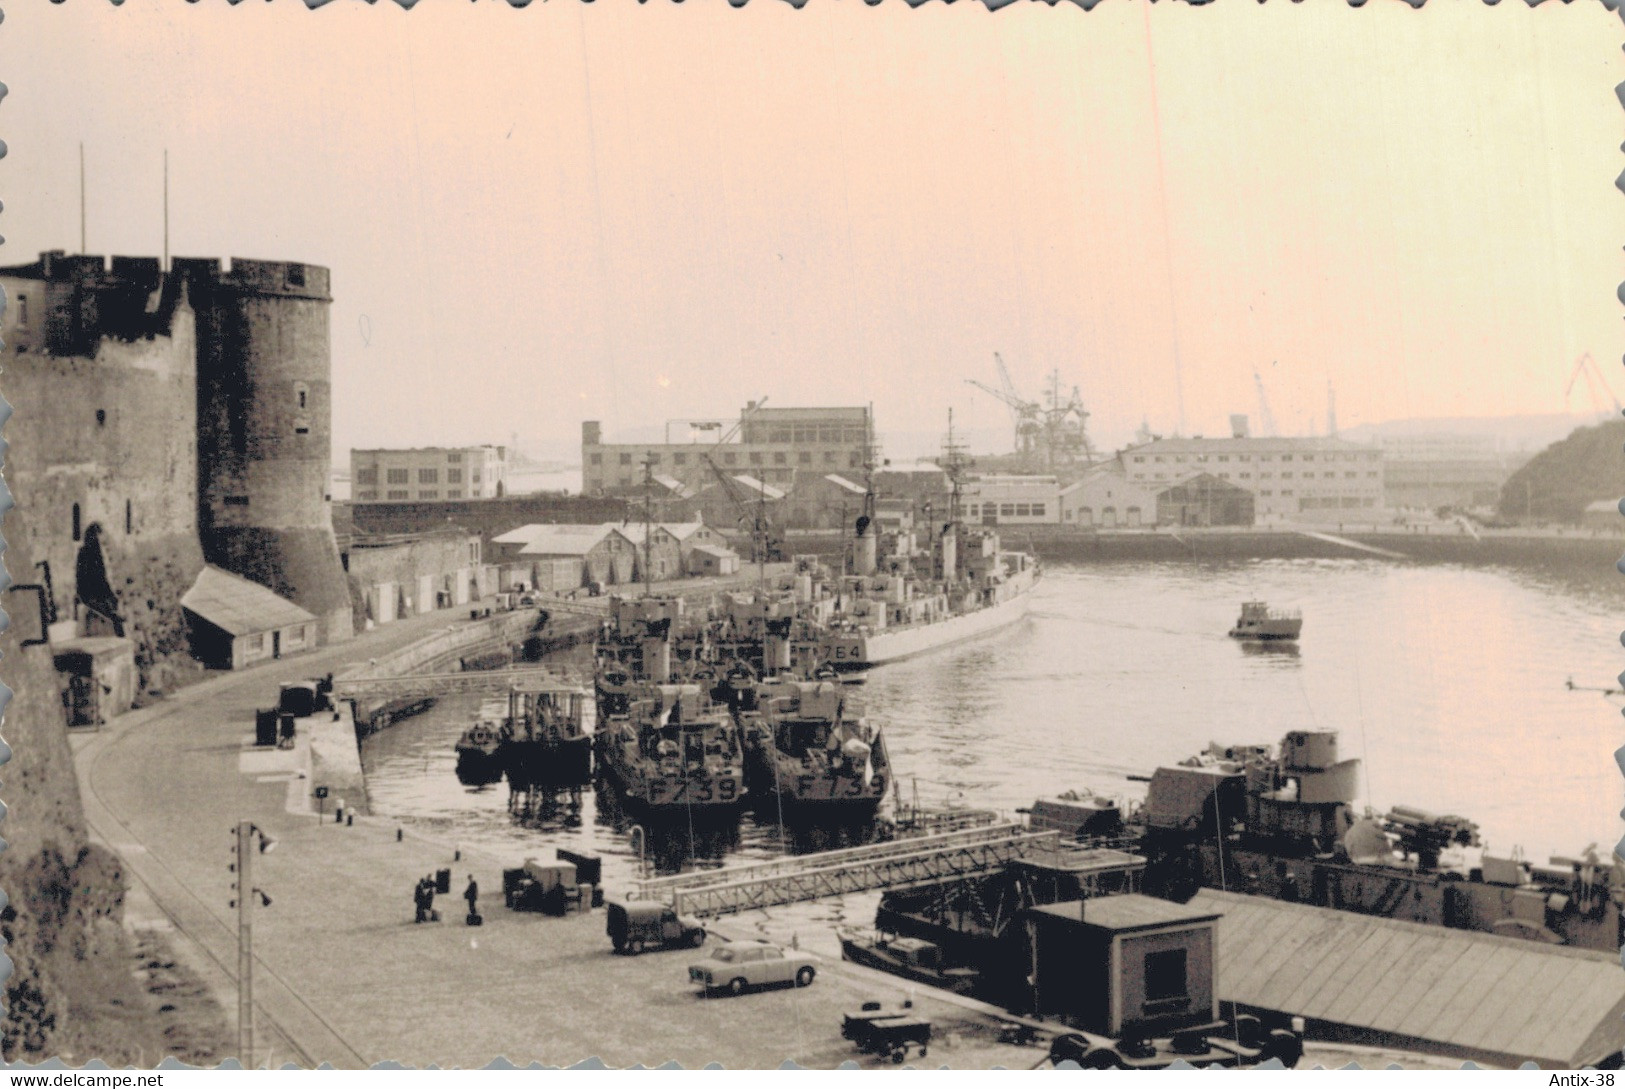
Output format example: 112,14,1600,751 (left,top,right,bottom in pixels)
640,453,655,599
163,149,170,271
79,143,87,254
